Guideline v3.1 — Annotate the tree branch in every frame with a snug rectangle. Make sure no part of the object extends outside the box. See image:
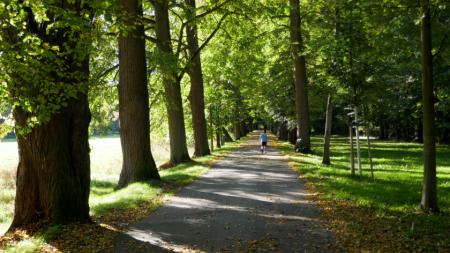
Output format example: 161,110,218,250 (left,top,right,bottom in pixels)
145,34,158,43
97,64,119,80
175,23,186,59
192,0,233,22
177,13,229,81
